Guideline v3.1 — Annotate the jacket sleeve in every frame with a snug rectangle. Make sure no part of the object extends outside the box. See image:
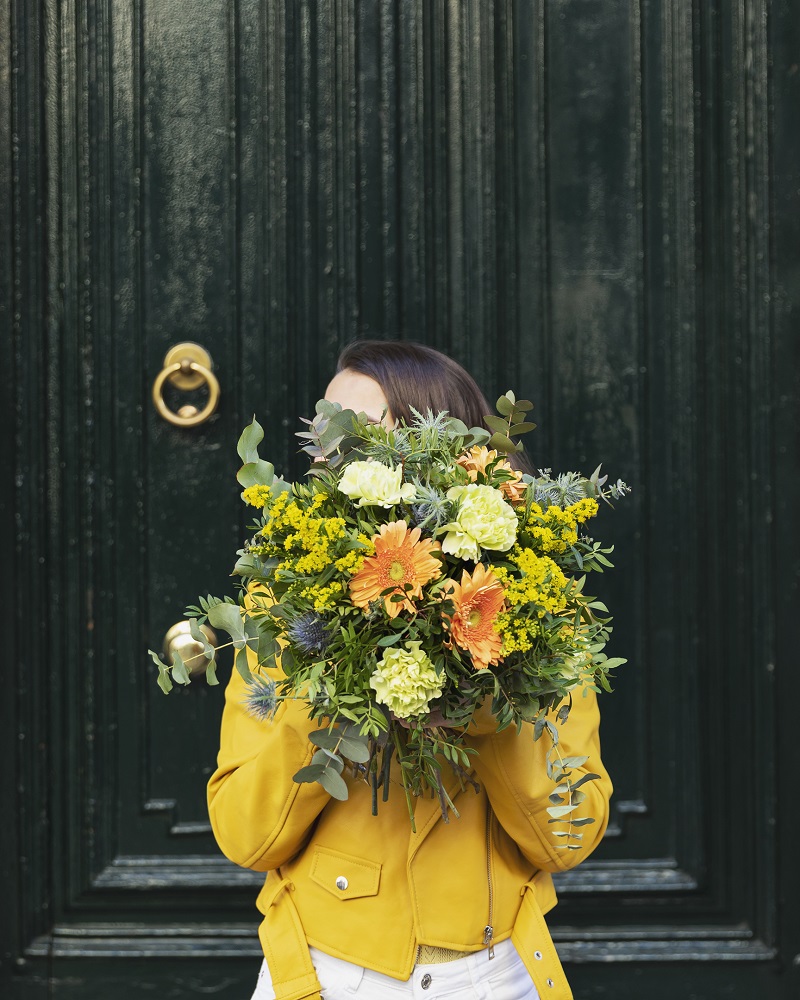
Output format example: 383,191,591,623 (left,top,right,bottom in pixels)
206,593,330,871
463,686,612,873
